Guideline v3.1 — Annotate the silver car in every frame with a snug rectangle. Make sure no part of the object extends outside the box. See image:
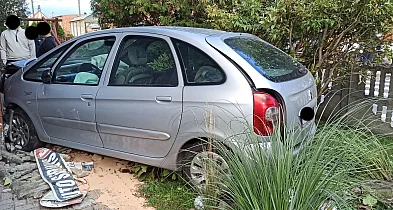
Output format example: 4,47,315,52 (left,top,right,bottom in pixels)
3,27,317,185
